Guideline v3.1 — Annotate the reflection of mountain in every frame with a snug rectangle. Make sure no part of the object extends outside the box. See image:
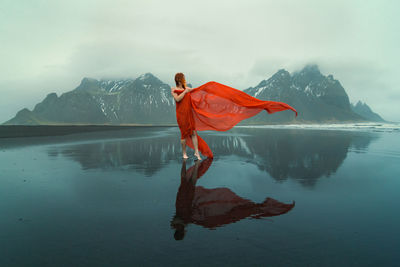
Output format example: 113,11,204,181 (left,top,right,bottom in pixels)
46,127,377,186
200,129,377,187
171,158,295,240
238,129,370,186
47,132,178,176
